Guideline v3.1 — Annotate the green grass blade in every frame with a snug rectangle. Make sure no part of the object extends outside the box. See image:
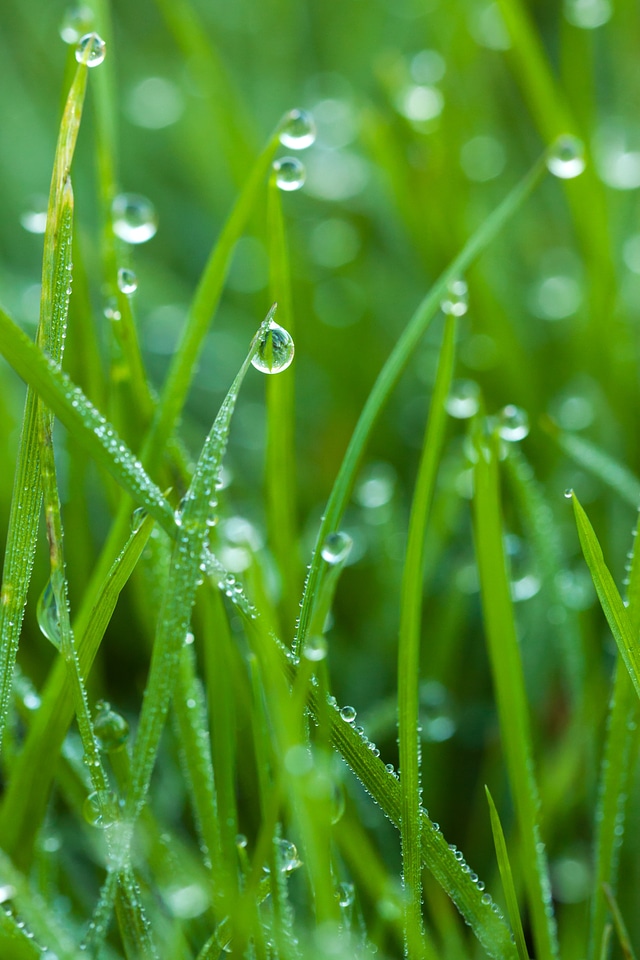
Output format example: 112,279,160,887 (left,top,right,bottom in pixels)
571,492,640,697
0,514,154,867
0,910,42,960
485,786,530,960
473,429,558,960
294,155,546,655
397,313,456,959
602,883,638,960
546,424,640,508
